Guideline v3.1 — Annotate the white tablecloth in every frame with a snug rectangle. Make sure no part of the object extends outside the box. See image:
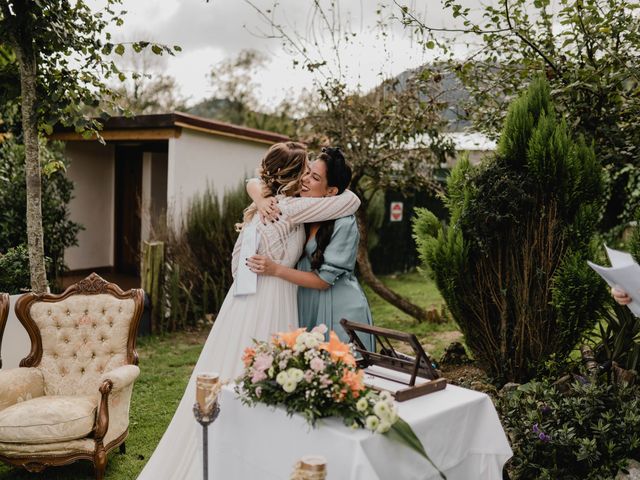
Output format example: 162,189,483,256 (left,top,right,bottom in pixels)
206,383,512,480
